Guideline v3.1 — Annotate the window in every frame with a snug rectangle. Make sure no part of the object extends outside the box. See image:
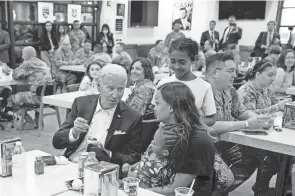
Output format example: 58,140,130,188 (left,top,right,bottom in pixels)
278,0,295,44
54,4,67,22
13,2,37,21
